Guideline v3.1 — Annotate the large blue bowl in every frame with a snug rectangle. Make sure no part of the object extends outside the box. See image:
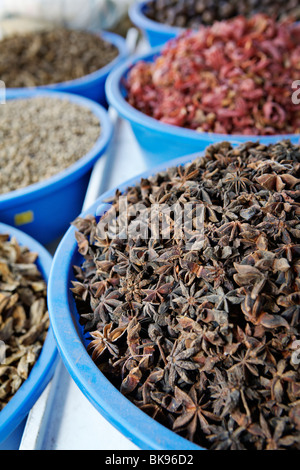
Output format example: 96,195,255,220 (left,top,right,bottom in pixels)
48,153,207,451
6,31,128,106
0,89,113,246
106,47,300,168
0,223,58,447
129,1,182,47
